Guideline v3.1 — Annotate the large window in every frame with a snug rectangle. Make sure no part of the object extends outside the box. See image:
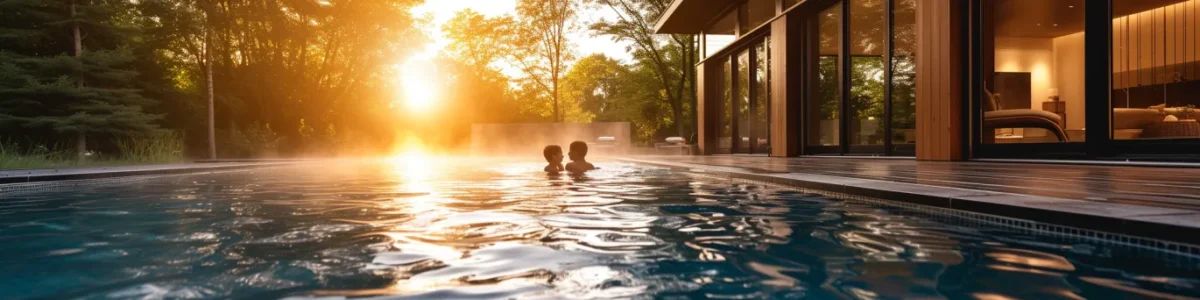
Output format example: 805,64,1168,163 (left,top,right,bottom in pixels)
705,12,737,58
1112,0,1200,141
980,0,1086,145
